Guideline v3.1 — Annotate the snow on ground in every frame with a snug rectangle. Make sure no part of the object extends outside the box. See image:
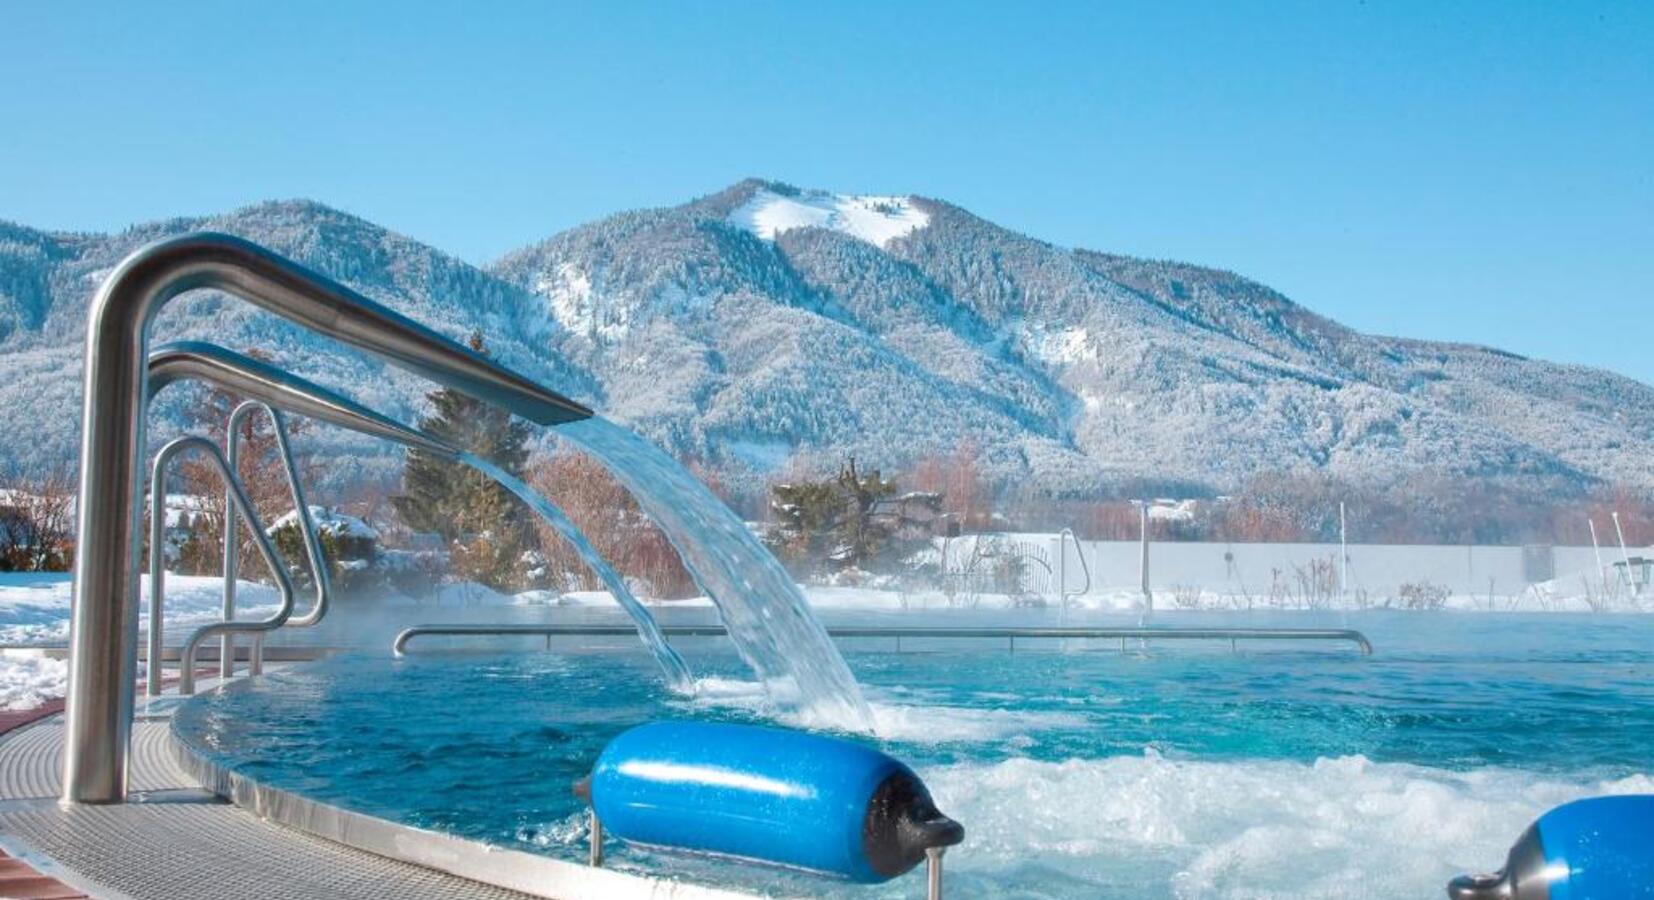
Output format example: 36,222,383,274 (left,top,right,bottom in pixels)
514,583,1645,614
0,649,67,711
0,572,283,646
0,571,290,710
729,188,929,247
